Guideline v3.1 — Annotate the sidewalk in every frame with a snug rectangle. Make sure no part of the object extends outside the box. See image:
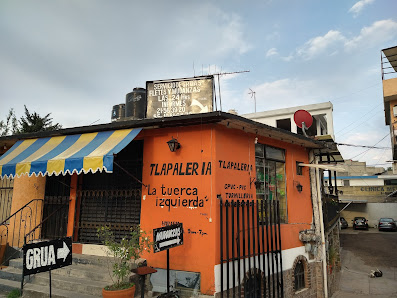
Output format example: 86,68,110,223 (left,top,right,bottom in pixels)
332,235,397,297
